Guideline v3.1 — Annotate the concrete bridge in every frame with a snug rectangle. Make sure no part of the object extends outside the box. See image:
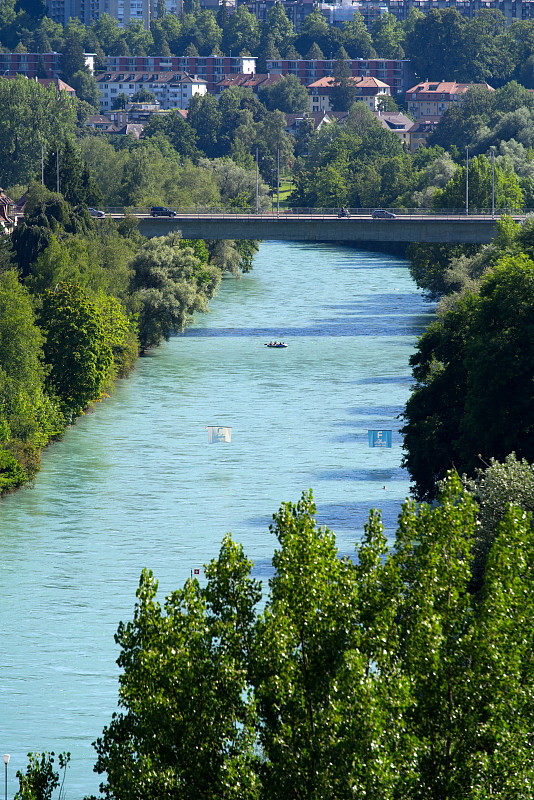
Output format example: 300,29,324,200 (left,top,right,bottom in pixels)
122,209,522,245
